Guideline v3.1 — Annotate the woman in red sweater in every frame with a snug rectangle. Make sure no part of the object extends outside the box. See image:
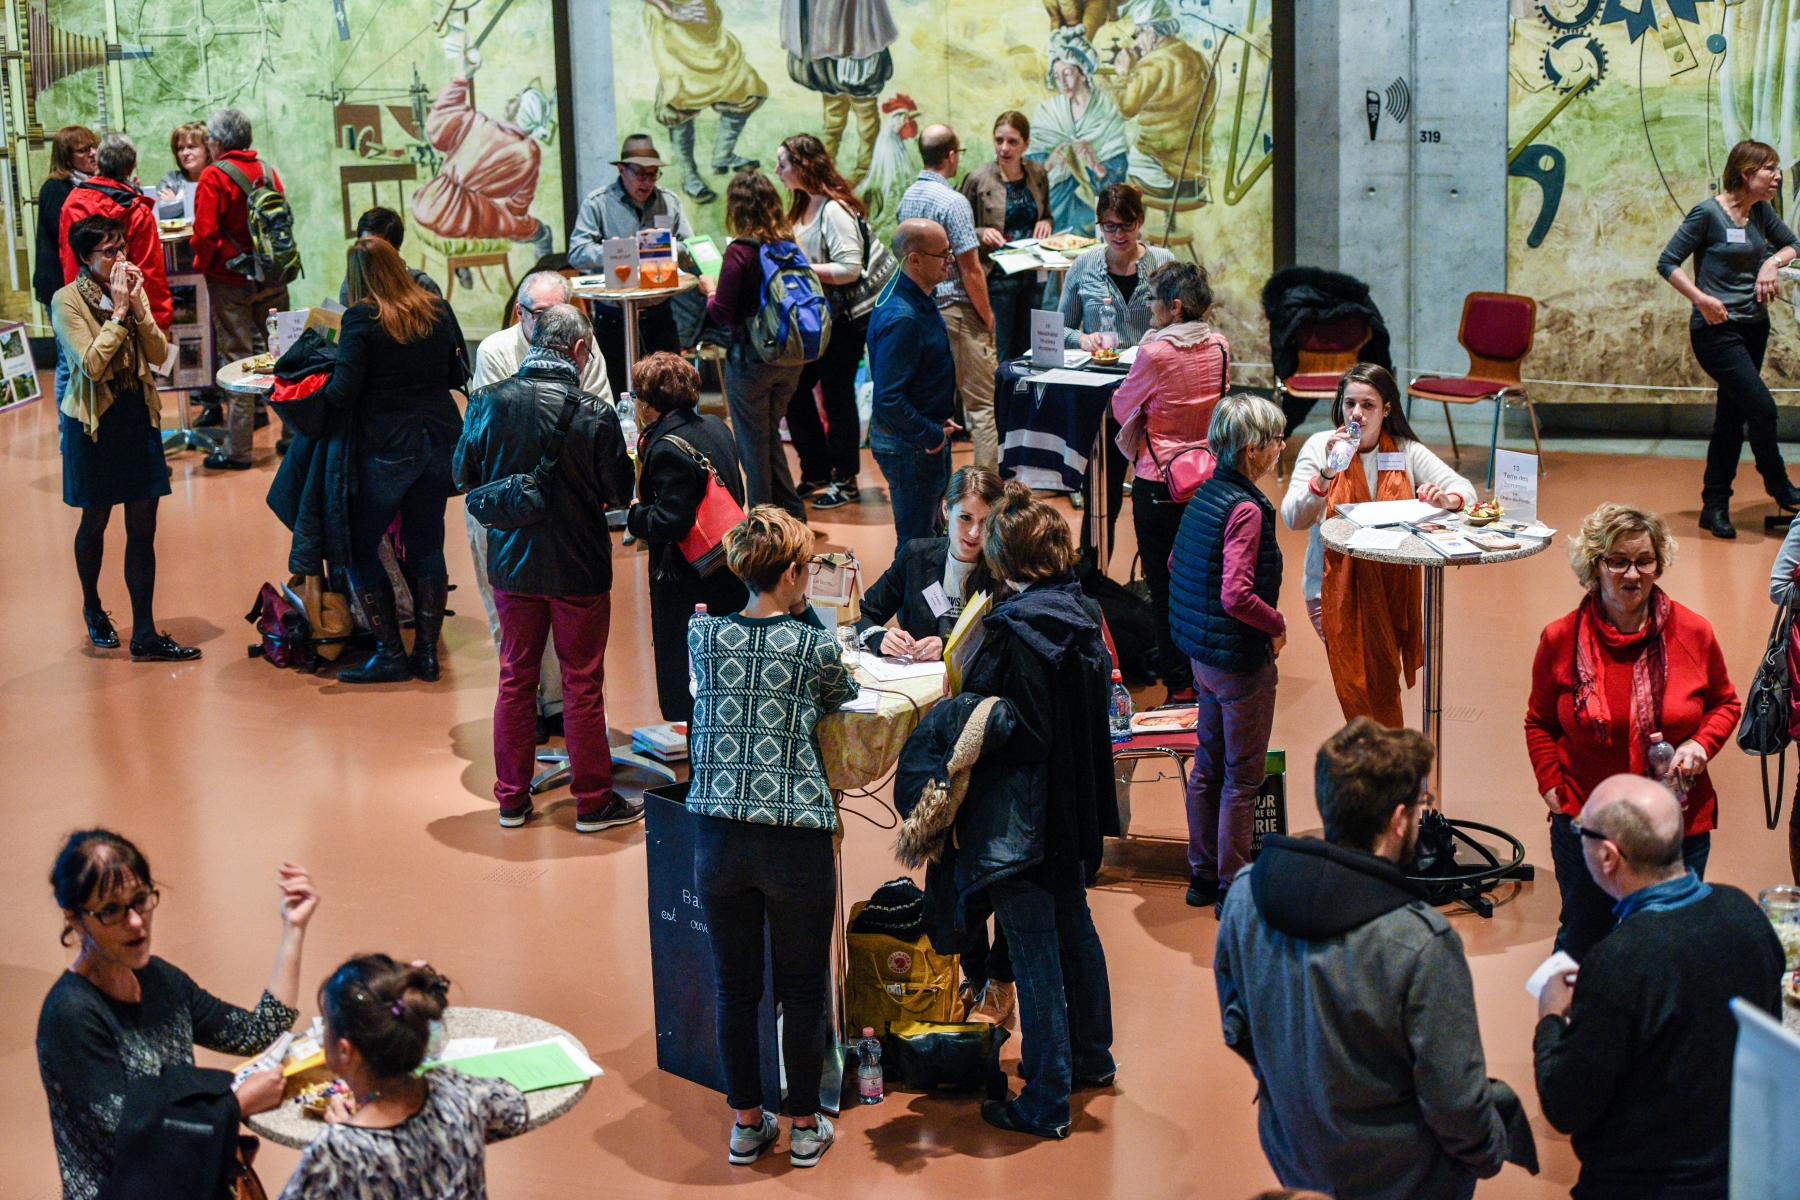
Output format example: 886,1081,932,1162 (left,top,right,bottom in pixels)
1525,503,1740,960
